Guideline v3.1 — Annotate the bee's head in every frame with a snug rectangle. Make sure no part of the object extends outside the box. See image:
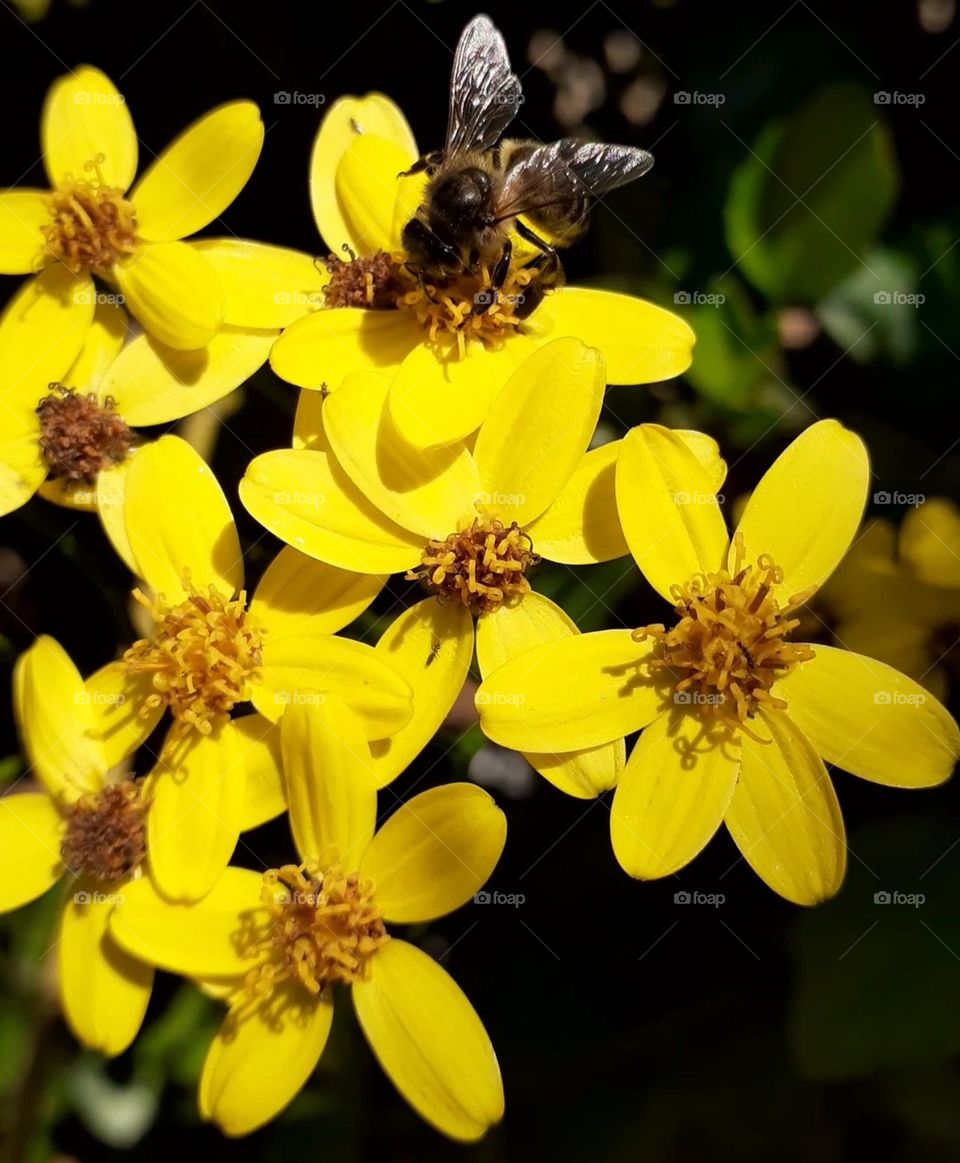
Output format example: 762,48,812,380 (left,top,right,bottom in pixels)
432,167,492,226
